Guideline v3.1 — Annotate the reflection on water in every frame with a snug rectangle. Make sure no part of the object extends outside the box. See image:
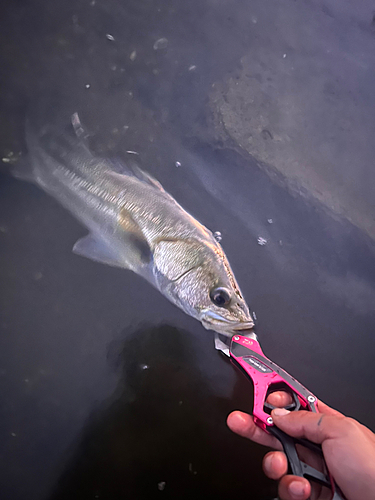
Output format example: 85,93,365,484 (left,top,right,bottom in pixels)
49,325,275,500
